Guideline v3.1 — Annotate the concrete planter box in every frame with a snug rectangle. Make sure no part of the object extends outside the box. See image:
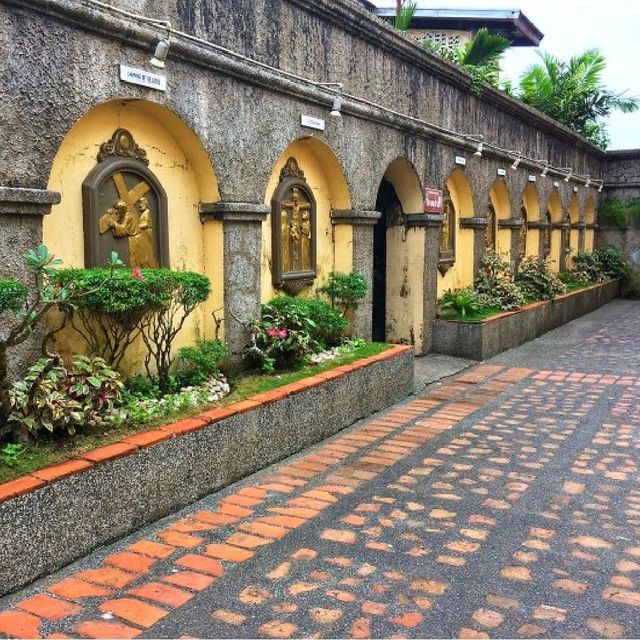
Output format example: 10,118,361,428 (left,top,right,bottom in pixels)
432,280,619,361
0,346,413,597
